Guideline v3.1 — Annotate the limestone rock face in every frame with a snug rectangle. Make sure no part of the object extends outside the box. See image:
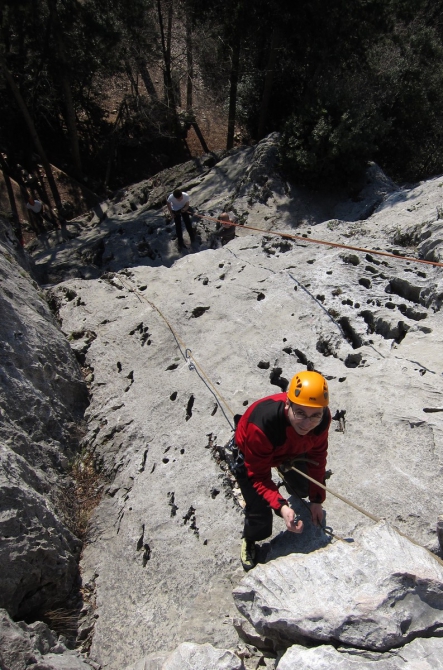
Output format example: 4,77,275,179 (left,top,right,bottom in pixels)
0,609,96,670
276,637,443,669
124,642,244,670
44,140,443,668
1,485,81,618
0,219,88,617
16,136,443,667
234,521,443,652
